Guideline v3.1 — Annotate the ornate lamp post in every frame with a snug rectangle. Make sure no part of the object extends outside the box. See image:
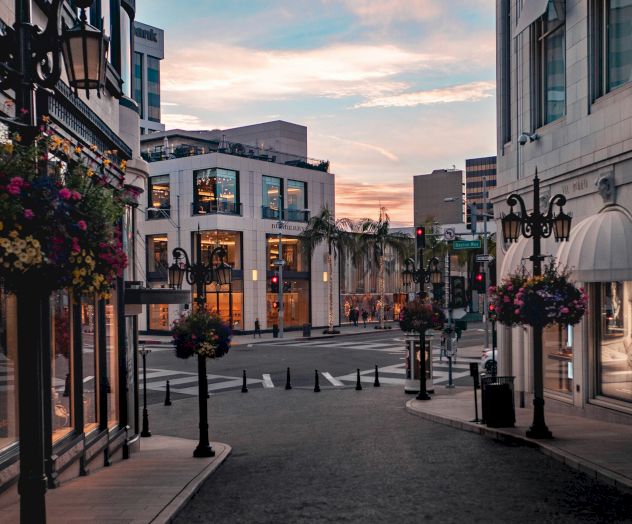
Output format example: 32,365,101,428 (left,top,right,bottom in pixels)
501,170,572,438
170,231,232,457
139,345,152,437
0,2,108,522
402,256,441,401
